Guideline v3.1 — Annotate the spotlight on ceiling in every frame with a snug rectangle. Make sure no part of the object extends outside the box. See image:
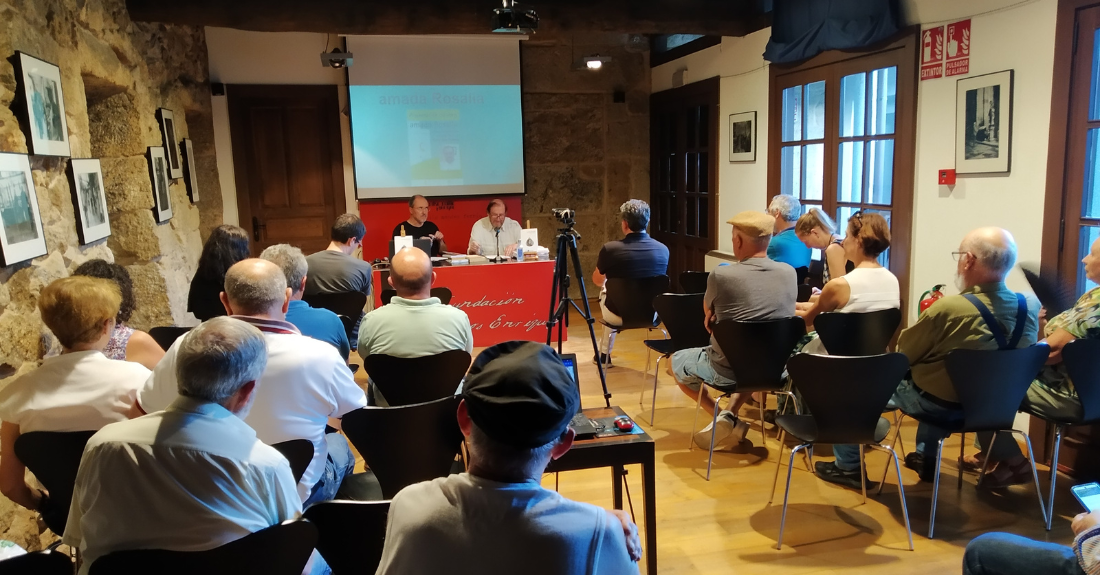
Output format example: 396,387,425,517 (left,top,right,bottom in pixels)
320,47,354,69
492,0,538,33
582,55,611,70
